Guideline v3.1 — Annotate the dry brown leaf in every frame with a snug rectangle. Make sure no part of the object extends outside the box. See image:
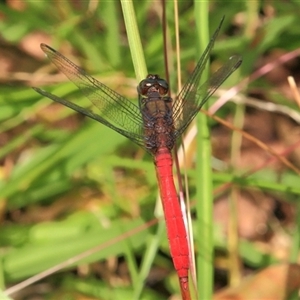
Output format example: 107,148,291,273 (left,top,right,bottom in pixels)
214,263,300,300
